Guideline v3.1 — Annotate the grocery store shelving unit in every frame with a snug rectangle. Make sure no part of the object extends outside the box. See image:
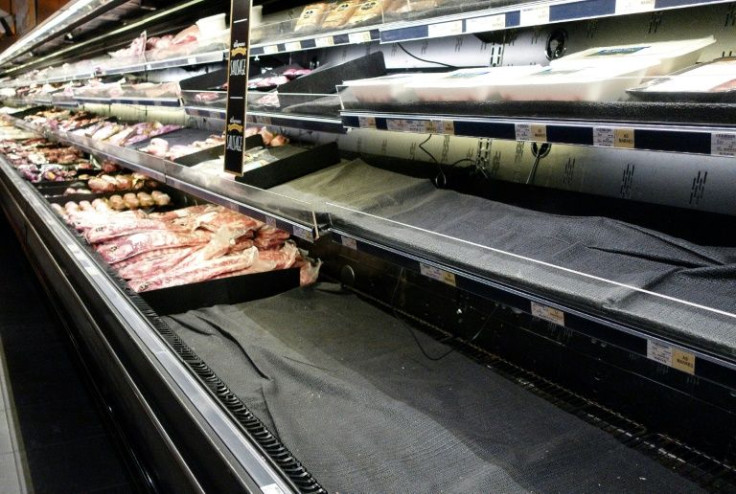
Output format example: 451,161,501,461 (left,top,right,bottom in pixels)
3,0,736,491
